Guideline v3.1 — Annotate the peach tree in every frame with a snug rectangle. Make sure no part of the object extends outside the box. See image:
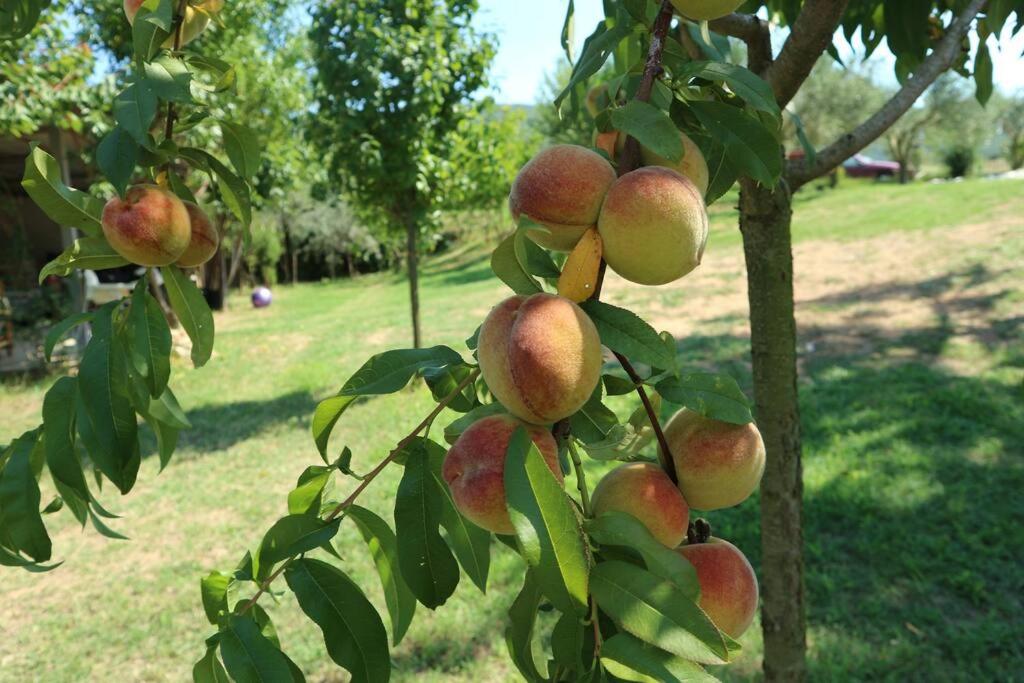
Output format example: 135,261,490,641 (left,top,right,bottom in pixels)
2,0,1020,682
